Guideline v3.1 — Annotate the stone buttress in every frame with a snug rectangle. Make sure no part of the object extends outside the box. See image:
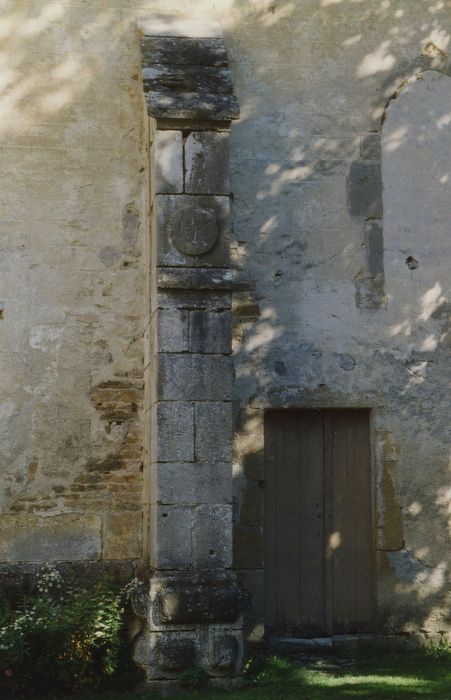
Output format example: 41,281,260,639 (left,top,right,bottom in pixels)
135,30,243,688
